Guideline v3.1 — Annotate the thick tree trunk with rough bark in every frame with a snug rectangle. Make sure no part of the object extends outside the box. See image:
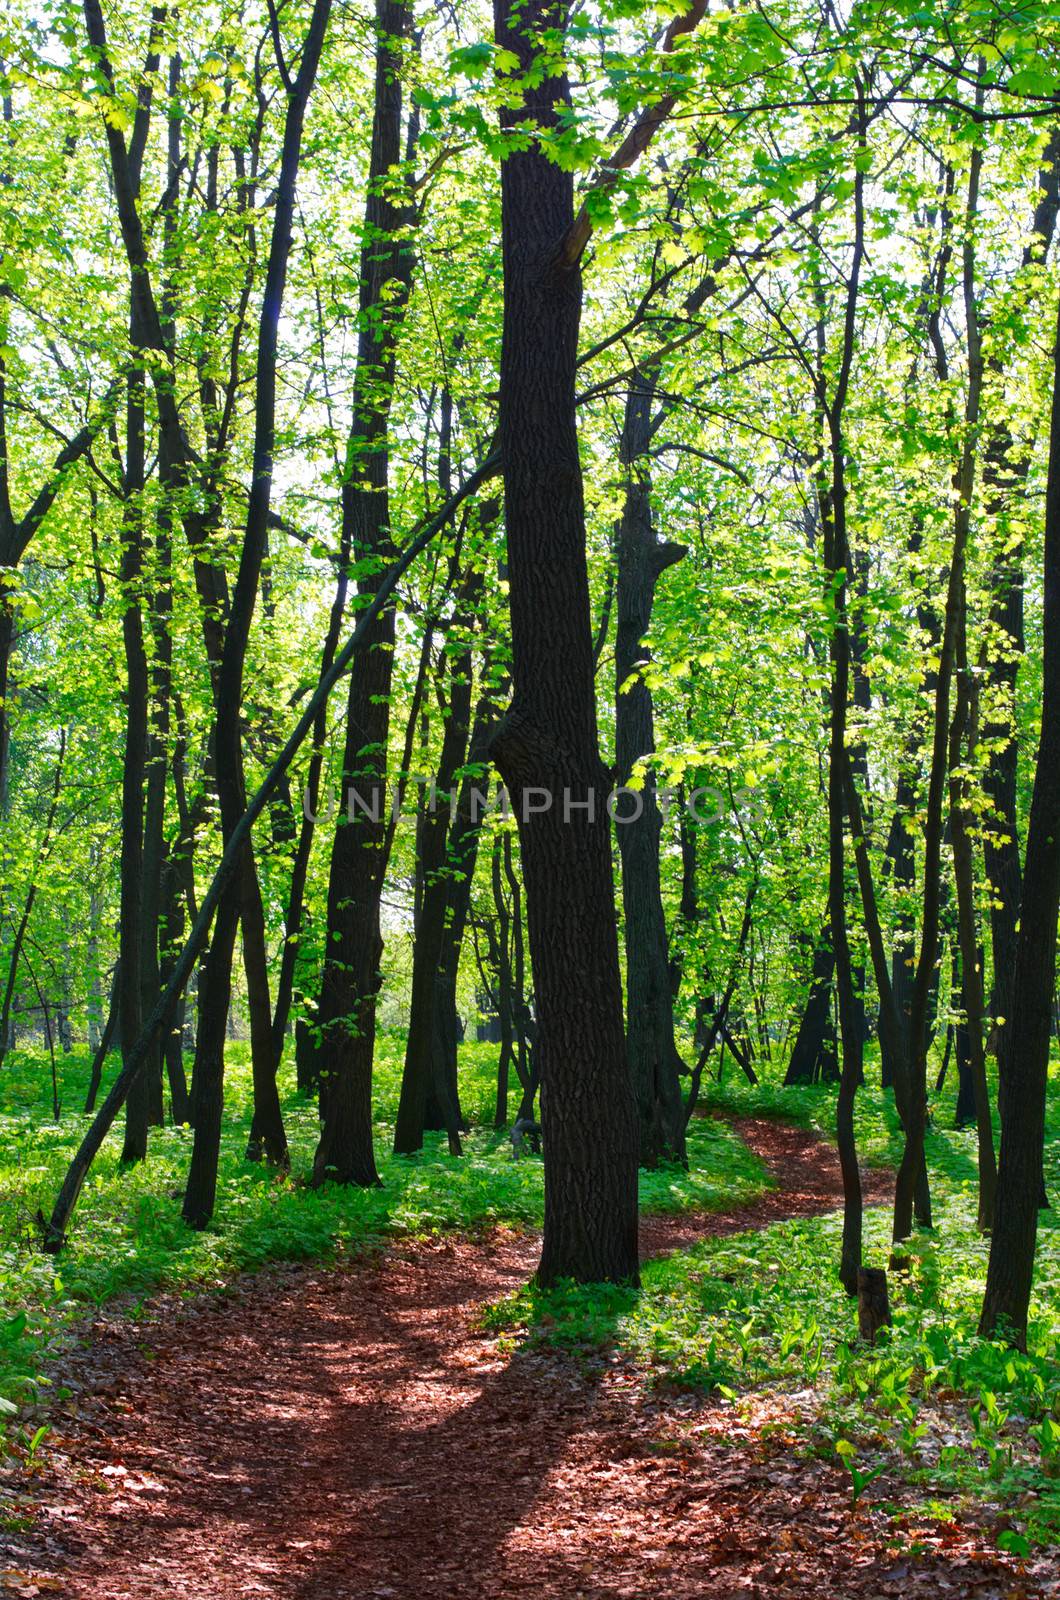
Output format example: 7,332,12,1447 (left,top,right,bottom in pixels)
487,0,639,1288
